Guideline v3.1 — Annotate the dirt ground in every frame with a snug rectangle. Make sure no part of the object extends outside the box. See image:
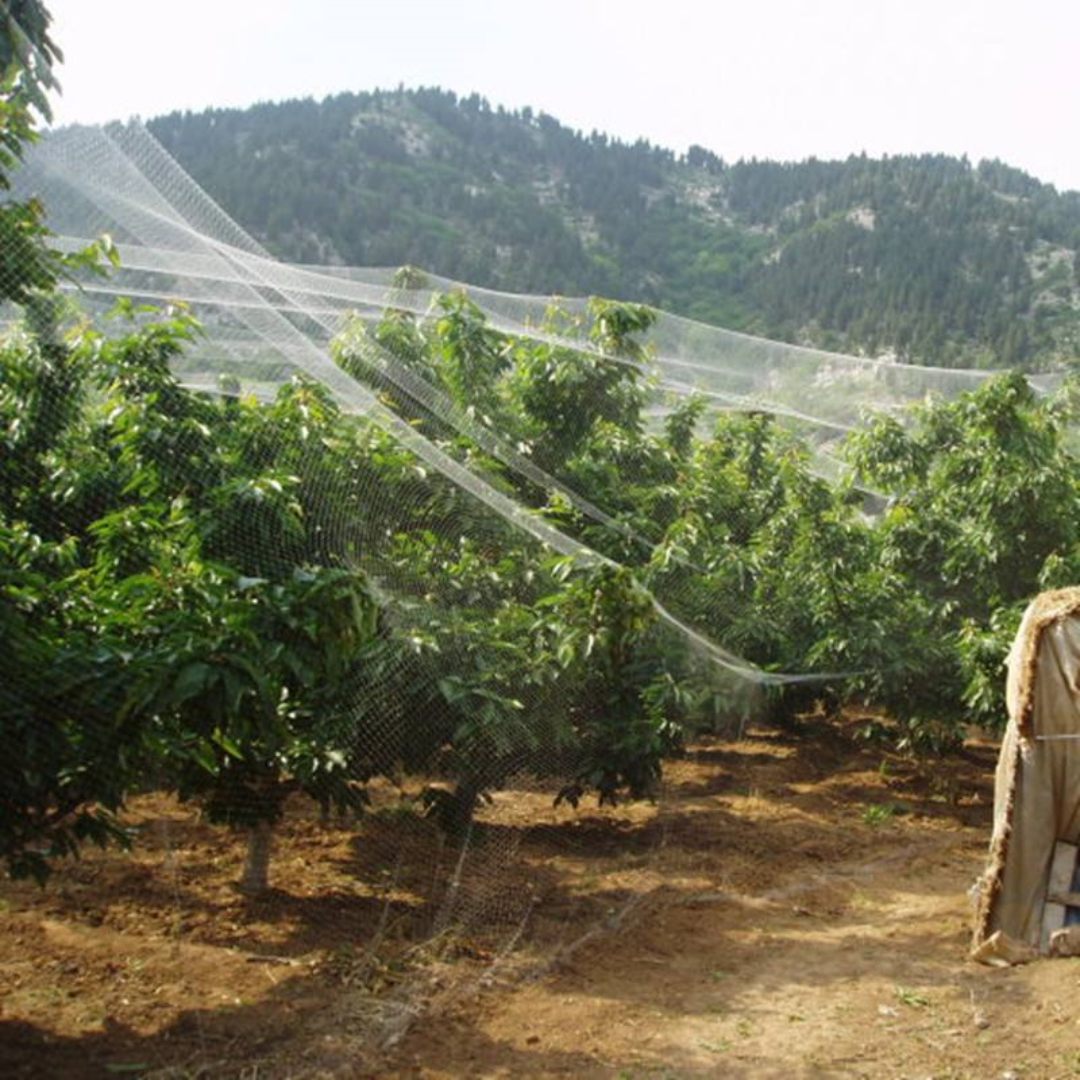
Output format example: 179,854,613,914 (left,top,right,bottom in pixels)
2,719,1079,1079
